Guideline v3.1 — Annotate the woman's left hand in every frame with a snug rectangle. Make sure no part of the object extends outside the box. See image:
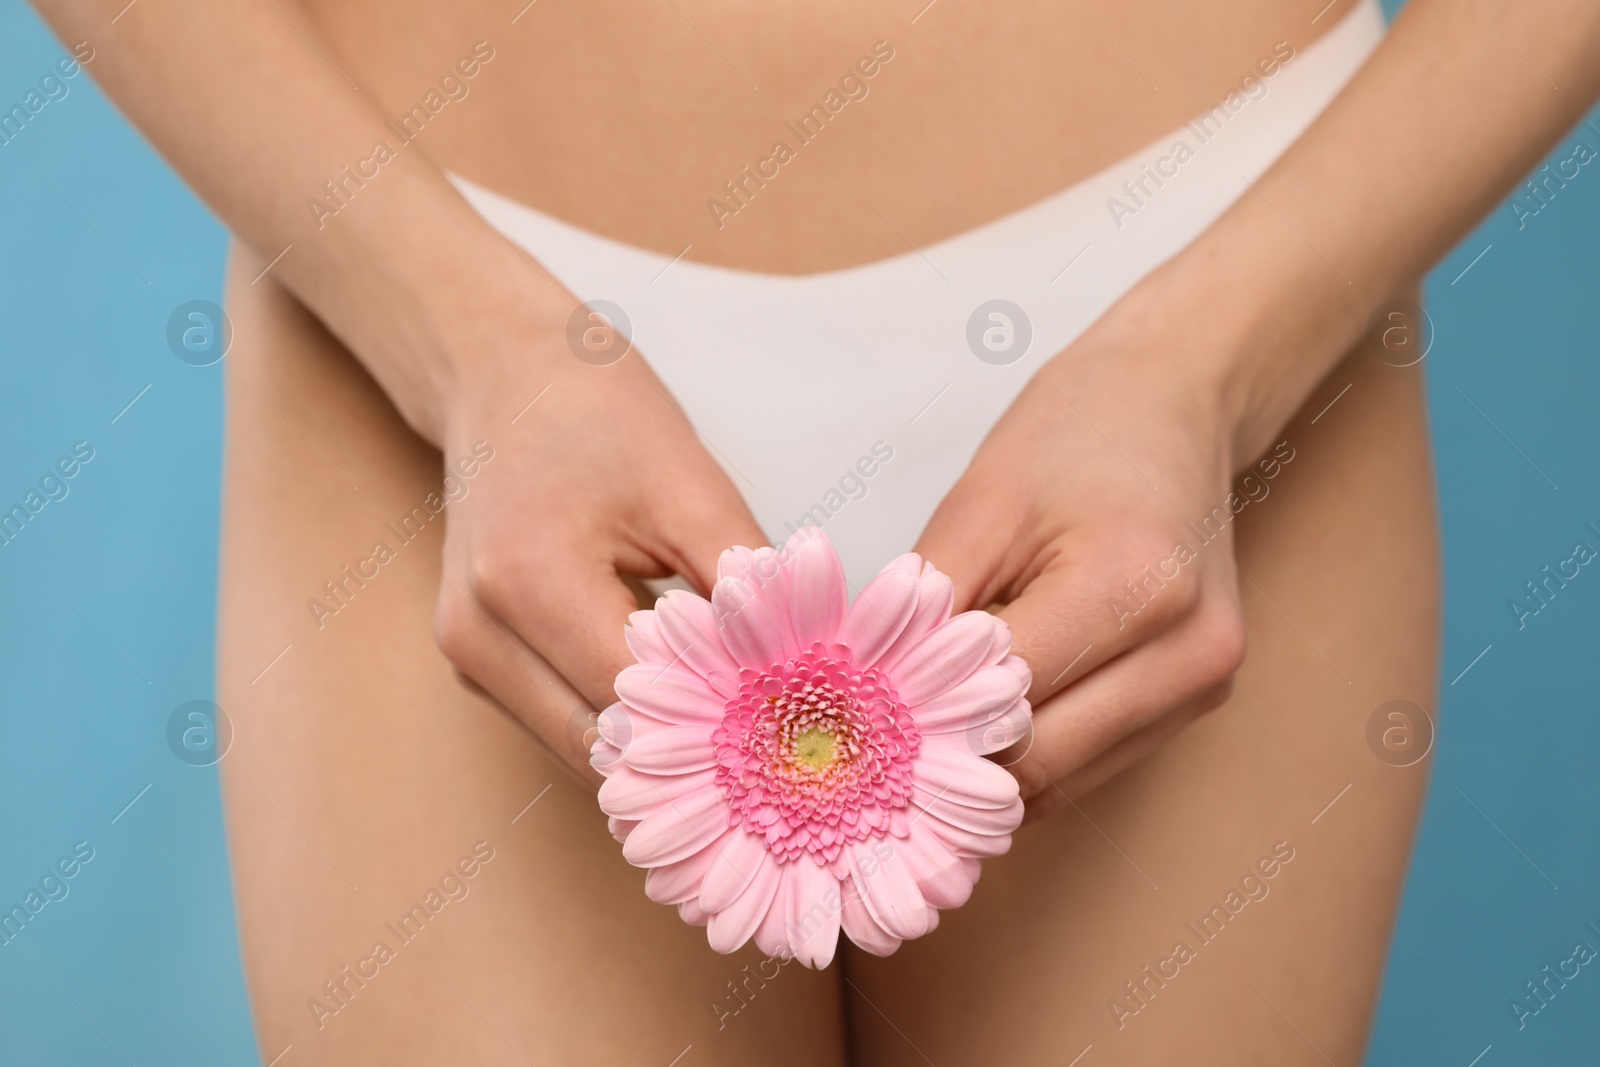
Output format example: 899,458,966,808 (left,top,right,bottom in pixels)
915,273,1284,820
905,0,1600,820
